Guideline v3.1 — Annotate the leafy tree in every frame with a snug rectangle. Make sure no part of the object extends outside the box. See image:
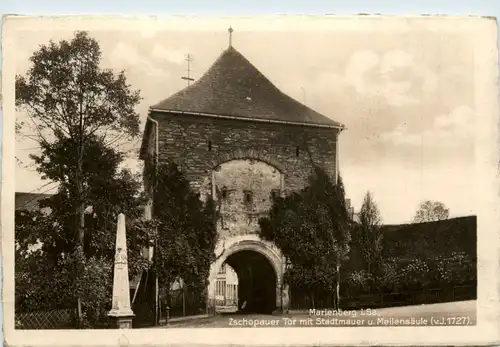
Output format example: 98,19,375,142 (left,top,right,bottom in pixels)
15,139,151,326
148,161,218,312
355,191,384,291
16,31,142,318
344,269,373,295
16,30,141,257
413,200,450,223
259,168,351,309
